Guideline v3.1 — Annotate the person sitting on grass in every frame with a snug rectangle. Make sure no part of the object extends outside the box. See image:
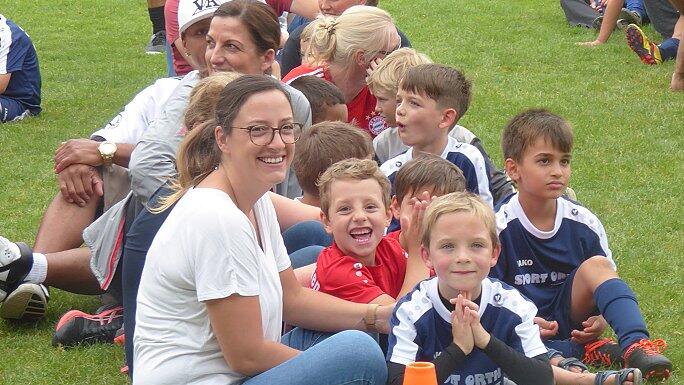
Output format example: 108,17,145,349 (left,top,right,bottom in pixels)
309,158,431,306
288,75,348,124
0,14,41,123
379,64,494,211
282,5,401,137
386,154,466,251
387,192,645,385
0,0,225,322
493,108,673,381
133,74,390,385
284,122,374,268
367,49,512,203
